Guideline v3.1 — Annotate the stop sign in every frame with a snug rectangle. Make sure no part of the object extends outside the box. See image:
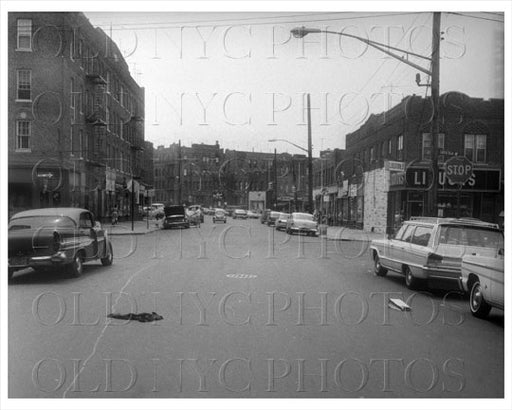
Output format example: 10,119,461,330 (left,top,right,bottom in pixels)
444,156,473,185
